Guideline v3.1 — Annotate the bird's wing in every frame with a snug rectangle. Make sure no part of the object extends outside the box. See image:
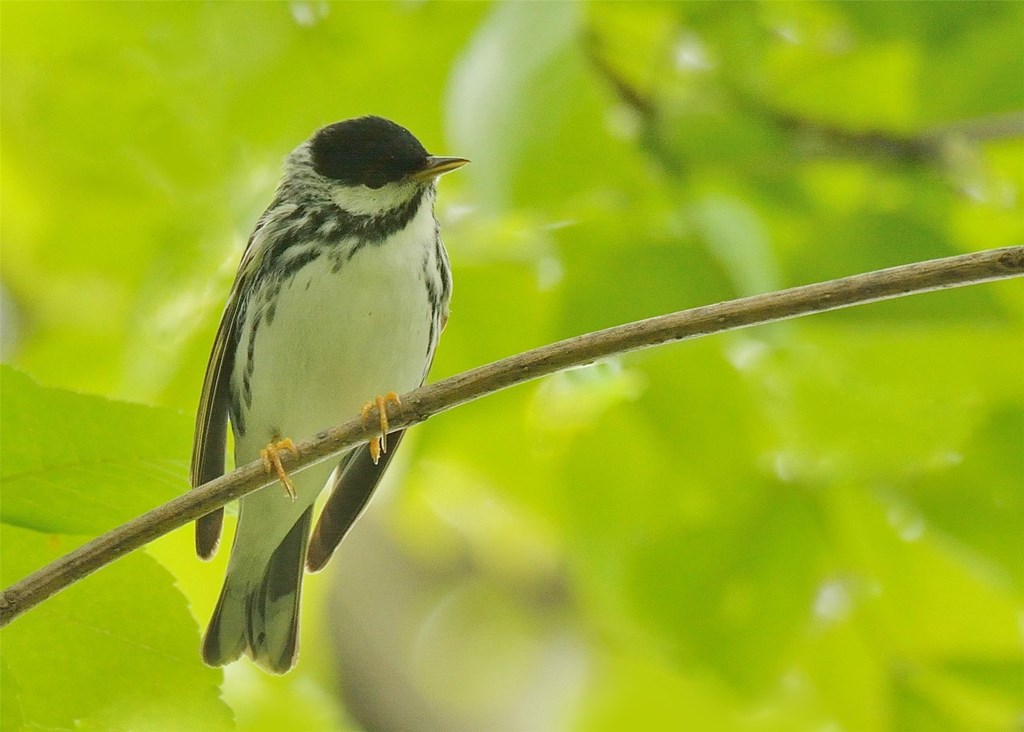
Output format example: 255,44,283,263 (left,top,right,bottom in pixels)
191,227,271,560
306,430,406,572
